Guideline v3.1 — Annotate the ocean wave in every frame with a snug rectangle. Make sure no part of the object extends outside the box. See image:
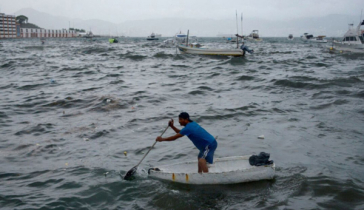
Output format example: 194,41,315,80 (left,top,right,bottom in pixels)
0,61,16,69
236,75,255,81
273,79,327,89
16,83,48,91
153,52,174,59
14,123,54,136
